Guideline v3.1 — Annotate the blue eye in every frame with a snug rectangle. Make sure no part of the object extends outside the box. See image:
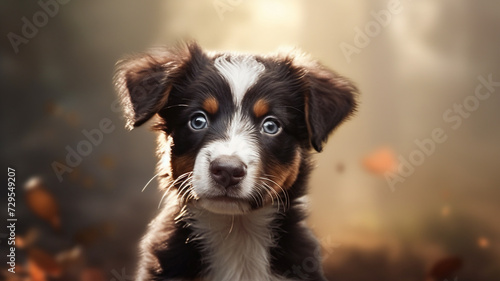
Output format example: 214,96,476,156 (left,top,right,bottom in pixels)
261,117,281,135
189,112,208,130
